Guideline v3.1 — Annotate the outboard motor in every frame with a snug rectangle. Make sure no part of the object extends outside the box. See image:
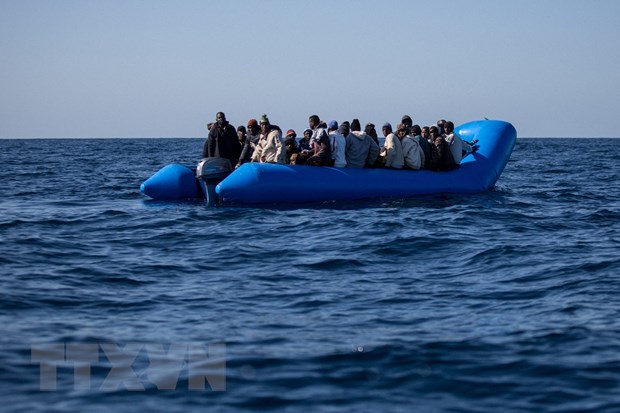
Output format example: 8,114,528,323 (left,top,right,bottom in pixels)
196,157,233,206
